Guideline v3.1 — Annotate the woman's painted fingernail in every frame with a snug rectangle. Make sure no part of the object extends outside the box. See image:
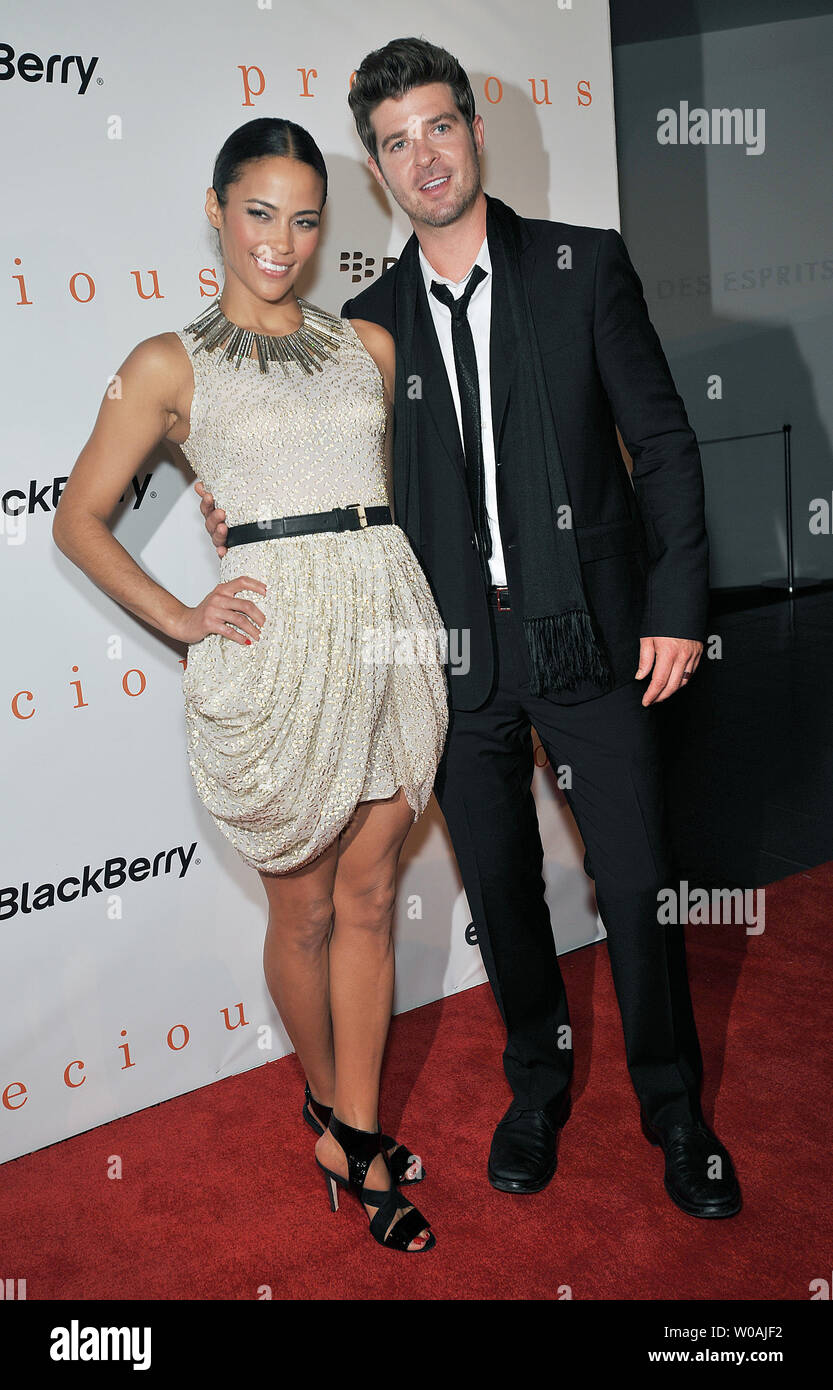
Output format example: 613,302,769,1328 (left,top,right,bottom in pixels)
245,639,251,646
